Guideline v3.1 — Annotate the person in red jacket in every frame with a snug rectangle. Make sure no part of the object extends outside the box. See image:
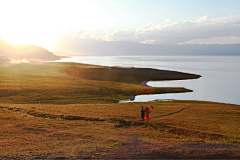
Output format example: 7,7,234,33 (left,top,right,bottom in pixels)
145,105,153,122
